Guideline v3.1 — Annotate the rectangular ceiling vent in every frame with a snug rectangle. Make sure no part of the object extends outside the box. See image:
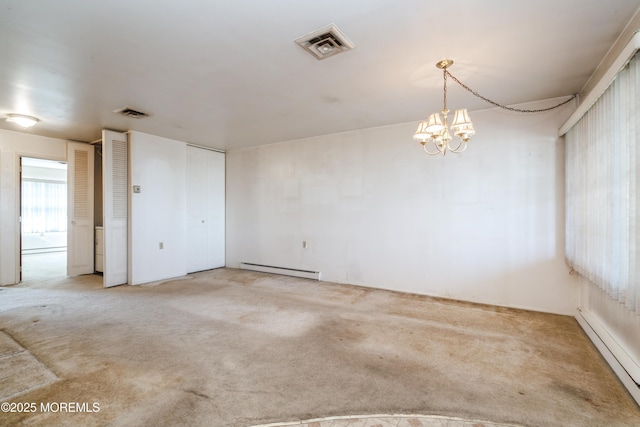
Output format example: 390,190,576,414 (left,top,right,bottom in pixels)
113,107,150,119
295,24,354,60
